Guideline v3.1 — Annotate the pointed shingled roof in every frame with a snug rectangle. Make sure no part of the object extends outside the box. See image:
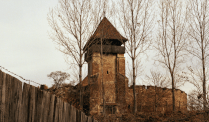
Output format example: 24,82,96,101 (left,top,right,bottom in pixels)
83,17,127,51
